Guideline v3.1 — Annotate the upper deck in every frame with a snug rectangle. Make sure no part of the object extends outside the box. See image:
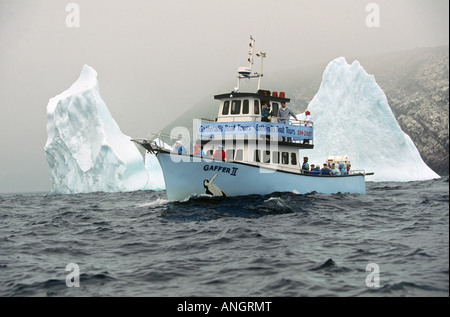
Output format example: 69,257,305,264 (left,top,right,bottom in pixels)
197,89,314,148
214,90,290,122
